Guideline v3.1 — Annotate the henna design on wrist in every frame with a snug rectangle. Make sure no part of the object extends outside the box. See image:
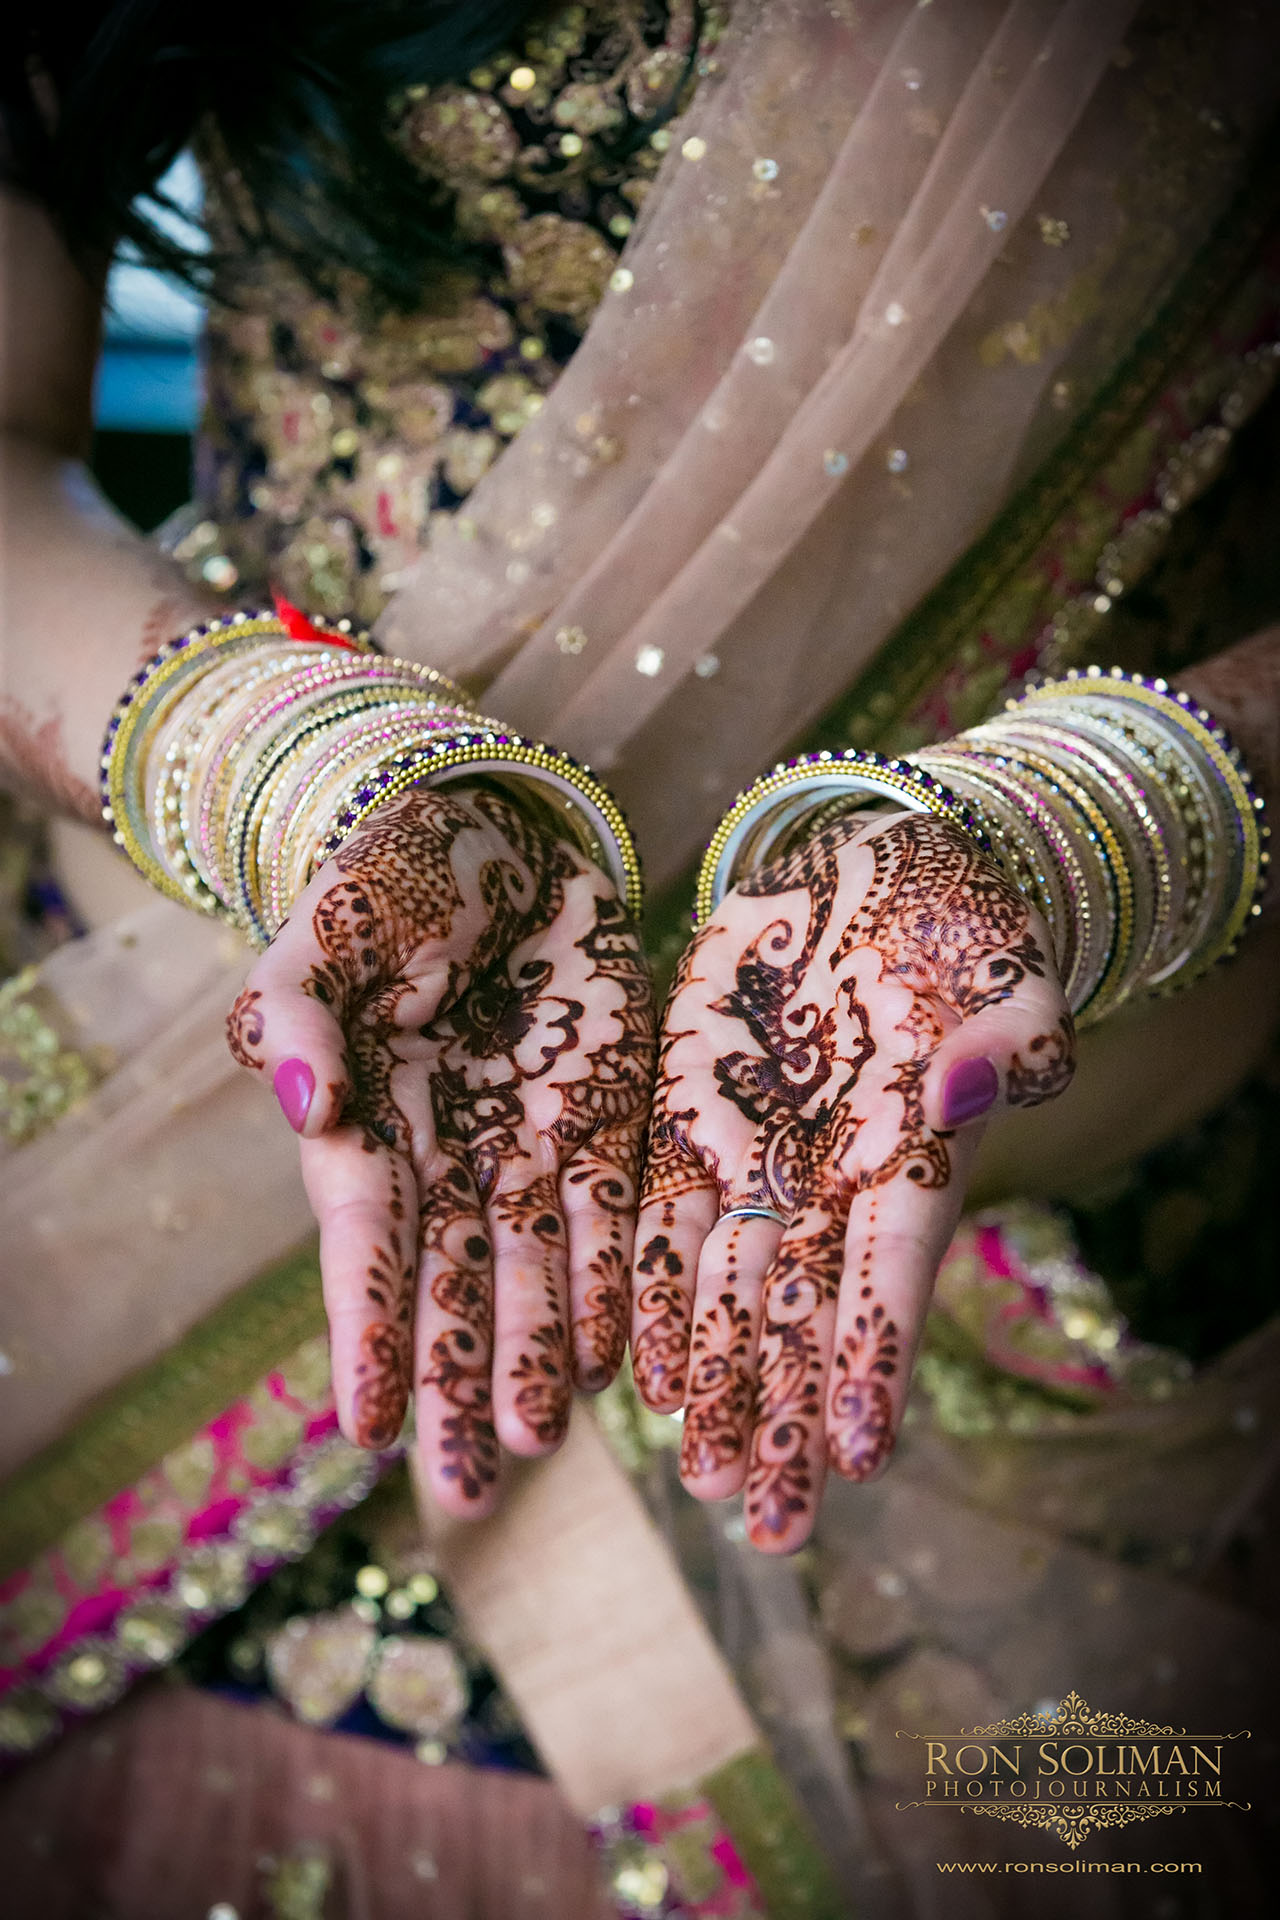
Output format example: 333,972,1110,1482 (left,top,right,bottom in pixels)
0,695,100,825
